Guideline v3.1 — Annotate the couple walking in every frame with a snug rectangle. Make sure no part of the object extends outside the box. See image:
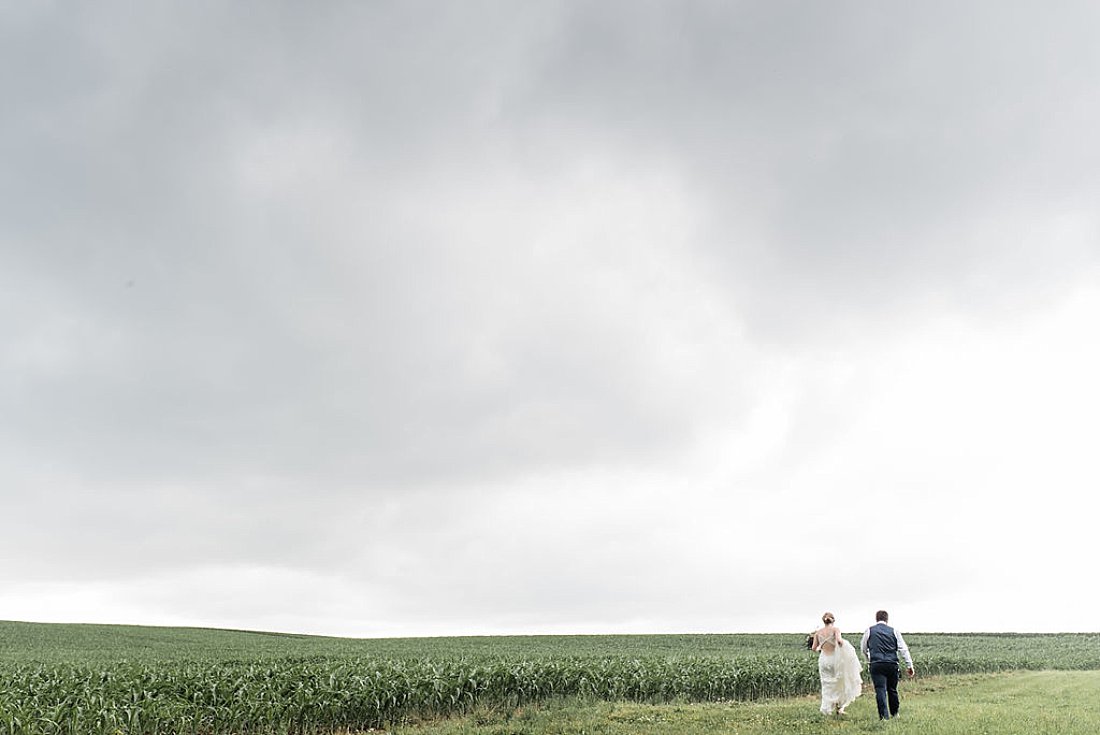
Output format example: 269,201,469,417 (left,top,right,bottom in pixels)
810,610,915,720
